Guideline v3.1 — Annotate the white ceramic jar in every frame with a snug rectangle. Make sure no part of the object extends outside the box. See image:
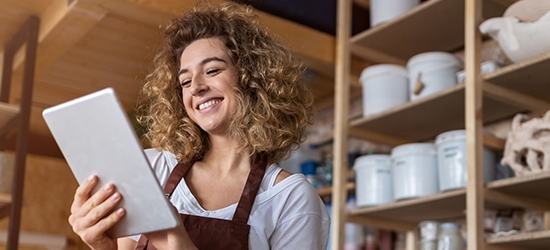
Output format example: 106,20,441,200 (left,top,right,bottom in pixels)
360,64,409,117
437,223,464,250
407,52,463,101
418,220,440,250
391,143,439,200
419,221,440,241
435,129,496,192
353,154,393,207
370,0,420,27
419,240,437,250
